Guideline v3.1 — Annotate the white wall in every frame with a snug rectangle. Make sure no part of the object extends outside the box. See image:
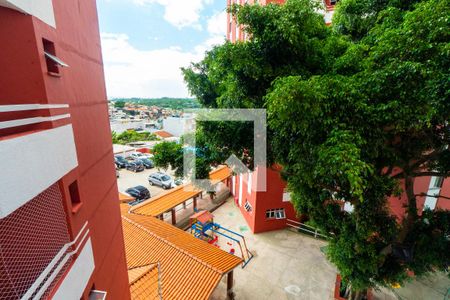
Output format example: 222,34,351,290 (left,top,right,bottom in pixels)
162,116,195,137
0,0,56,27
52,238,95,300
0,125,78,218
